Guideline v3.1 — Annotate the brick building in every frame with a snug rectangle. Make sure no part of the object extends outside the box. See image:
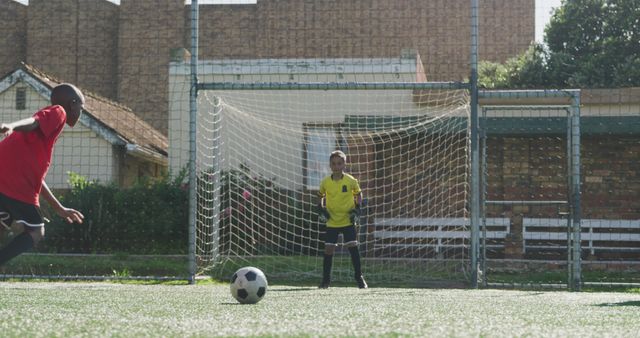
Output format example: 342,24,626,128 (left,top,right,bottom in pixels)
0,0,534,135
